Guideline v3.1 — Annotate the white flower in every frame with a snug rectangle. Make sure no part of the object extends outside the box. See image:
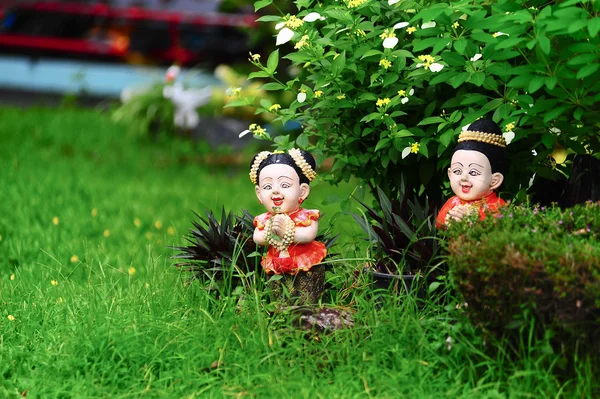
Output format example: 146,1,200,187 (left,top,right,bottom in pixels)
297,92,307,103
528,172,536,188
493,31,509,37
409,88,414,96
389,0,401,4
393,22,410,29
276,28,295,46
303,12,322,22
383,37,399,49
401,97,409,104
415,63,424,68
275,22,285,30
421,21,437,29
470,53,482,61
462,124,470,131
532,149,538,156
429,63,444,72
550,127,561,134
401,147,412,159
239,129,251,138
446,336,453,351
503,131,515,144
